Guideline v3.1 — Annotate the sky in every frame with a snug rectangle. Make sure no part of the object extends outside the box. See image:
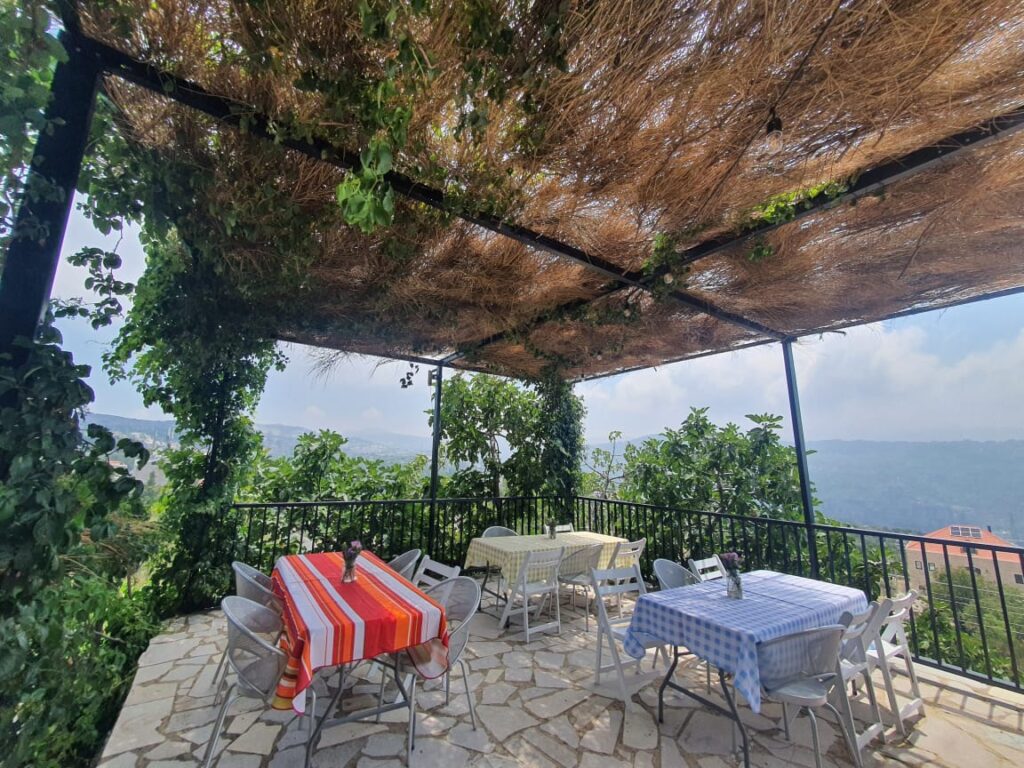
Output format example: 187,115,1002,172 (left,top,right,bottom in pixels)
52,201,1024,445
